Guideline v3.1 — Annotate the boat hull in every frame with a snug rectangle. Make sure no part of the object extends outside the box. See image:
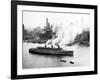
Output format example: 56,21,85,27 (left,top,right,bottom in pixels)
29,47,73,56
